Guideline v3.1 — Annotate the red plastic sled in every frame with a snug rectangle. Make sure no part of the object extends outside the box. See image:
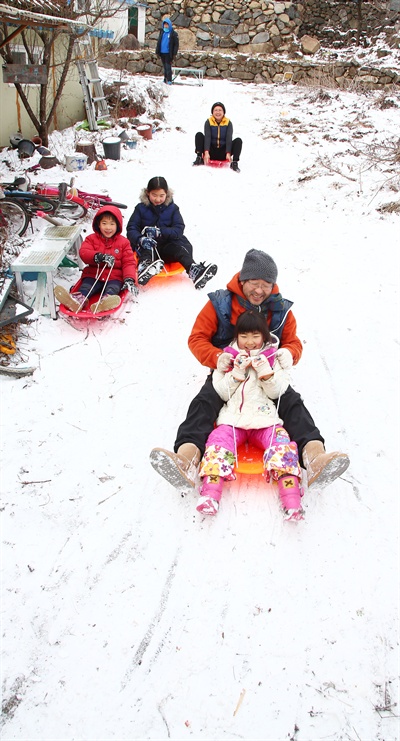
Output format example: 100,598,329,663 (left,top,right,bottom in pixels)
152,262,185,280
207,159,230,168
234,443,264,475
58,280,128,320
